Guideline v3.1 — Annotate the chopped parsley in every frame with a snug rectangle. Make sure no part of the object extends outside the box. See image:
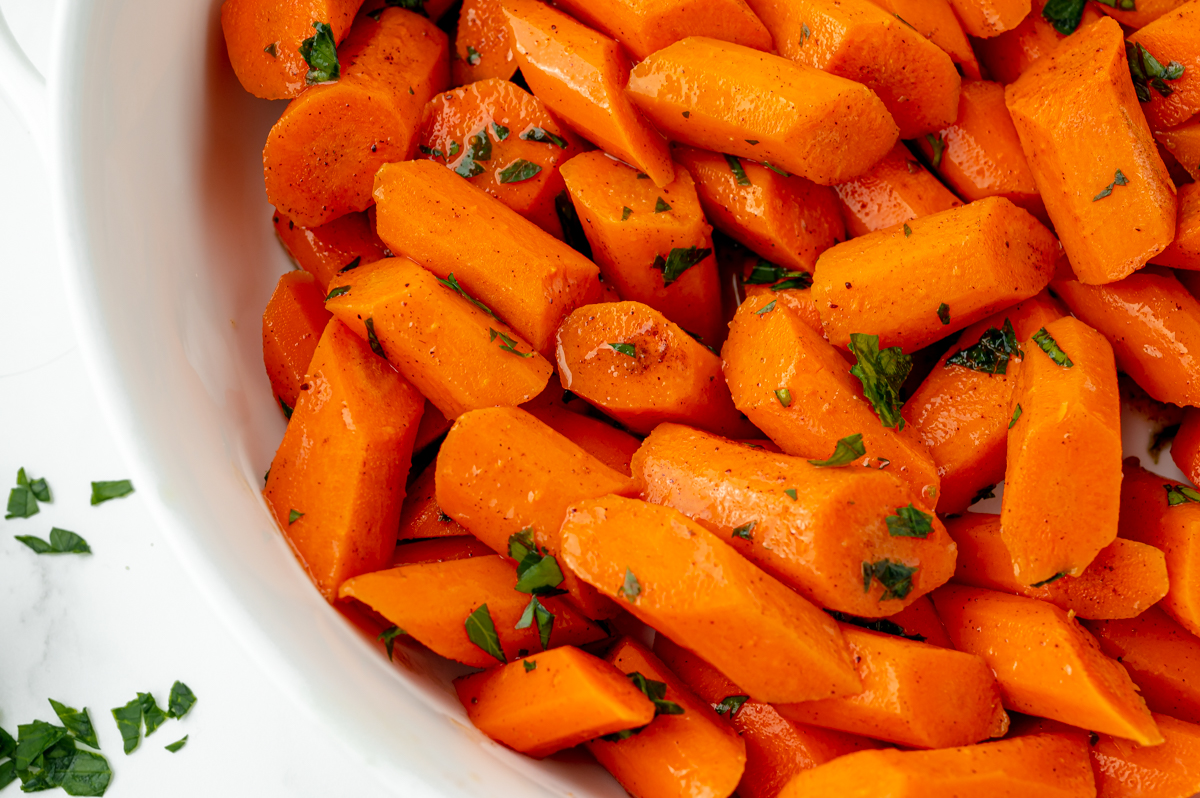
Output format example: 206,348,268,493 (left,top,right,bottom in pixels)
746,139,759,145
903,223,912,237
520,127,569,149
724,154,751,186
1042,0,1090,34
925,133,946,168
12,718,112,796
515,595,555,649
601,672,684,741
654,197,672,213
1093,169,1129,201
365,317,386,359
524,660,537,672
945,319,1022,374
826,609,926,642
378,626,406,661
454,130,492,178
761,162,790,177
279,398,293,419
339,256,362,273
288,509,304,524
1165,484,1200,506
489,328,533,357
621,207,633,221
492,123,509,141
509,530,567,597
465,604,506,663
937,303,951,325
165,736,188,753
652,246,711,287
743,259,812,290
608,342,637,358
862,559,918,601
1128,41,1184,102
498,159,543,183
775,388,793,407
619,568,641,603
466,46,482,65
1030,571,1067,588
16,528,91,555
138,693,168,737
48,701,98,750
800,23,811,45
1010,404,1023,428
437,272,496,318
714,695,749,718
7,467,49,518
167,682,196,719
111,699,143,754
848,333,912,431
264,42,278,57
757,300,777,316
808,434,865,467
972,484,997,504
325,285,350,300
774,272,813,291
732,521,755,541
784,488,798,501
885,504,933,538
299,21,339,84
1031,327,1074,368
